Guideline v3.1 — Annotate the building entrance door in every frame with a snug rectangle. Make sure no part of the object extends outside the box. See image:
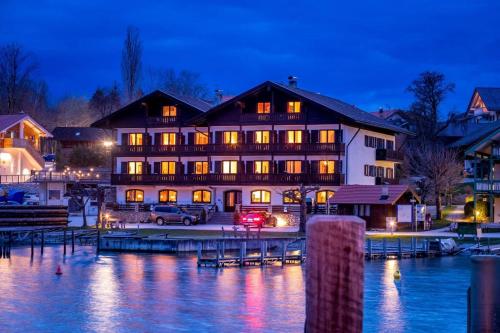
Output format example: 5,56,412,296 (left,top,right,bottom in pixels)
224,190,242,212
